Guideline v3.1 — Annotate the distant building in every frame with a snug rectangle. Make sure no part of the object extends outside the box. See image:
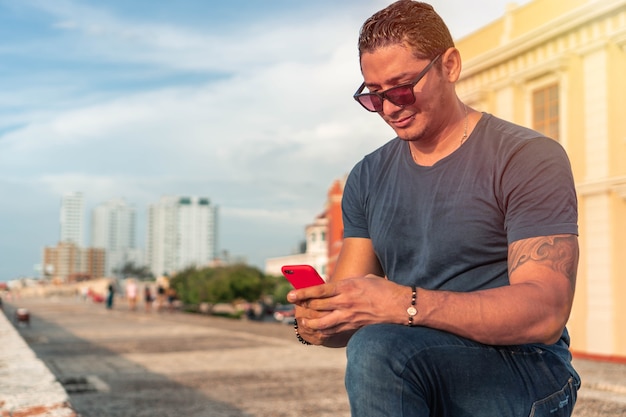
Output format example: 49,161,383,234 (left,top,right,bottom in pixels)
42,242,105,283
146,196,218,276
265,213,329,279
60,192,84,246
265,177,345,280
325,178,345,279
91,198,141,277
